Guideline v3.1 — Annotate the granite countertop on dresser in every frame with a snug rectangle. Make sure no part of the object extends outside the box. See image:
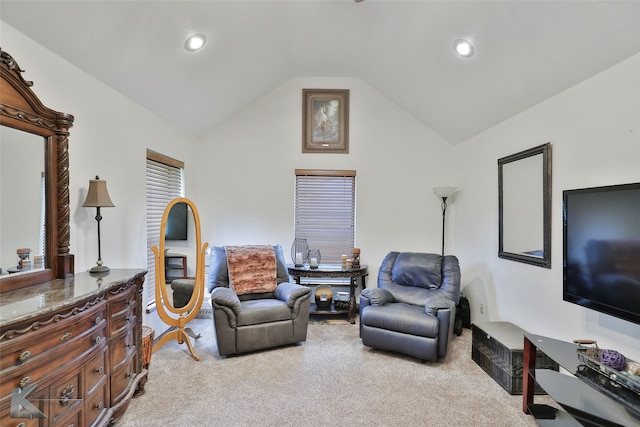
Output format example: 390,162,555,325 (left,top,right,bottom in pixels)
0,269,147,327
